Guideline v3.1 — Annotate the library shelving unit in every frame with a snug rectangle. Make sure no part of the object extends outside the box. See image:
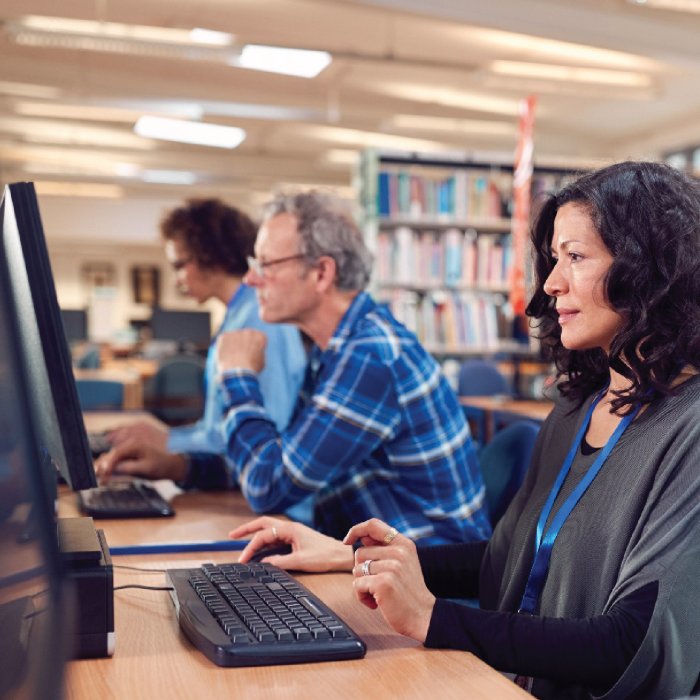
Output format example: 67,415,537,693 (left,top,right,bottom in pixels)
357,148,579,398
